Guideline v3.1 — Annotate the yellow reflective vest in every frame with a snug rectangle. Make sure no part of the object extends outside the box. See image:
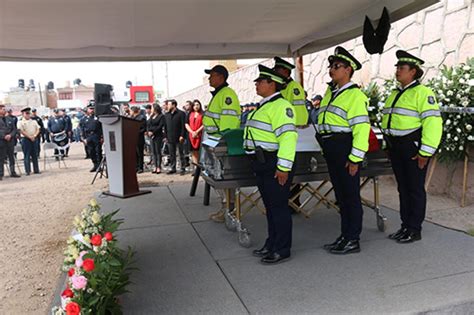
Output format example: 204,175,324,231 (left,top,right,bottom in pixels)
317,83,370,163
281,79,308,126
244,93,298,172
381,81,442,157
203,84,241,135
